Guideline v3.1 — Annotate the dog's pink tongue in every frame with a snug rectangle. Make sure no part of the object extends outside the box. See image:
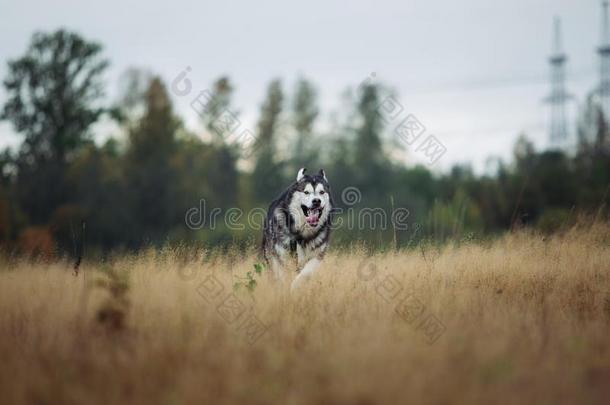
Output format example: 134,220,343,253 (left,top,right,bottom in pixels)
306,211,320,225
